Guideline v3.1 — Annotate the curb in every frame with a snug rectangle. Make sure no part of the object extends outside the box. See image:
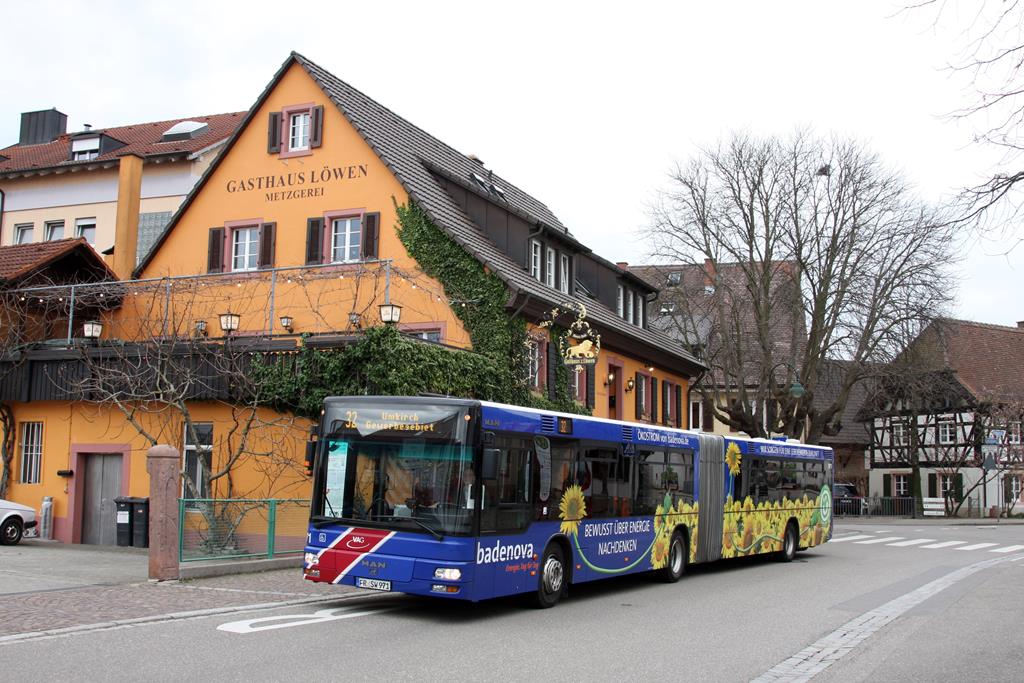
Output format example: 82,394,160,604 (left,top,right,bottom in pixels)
0,590,374,646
